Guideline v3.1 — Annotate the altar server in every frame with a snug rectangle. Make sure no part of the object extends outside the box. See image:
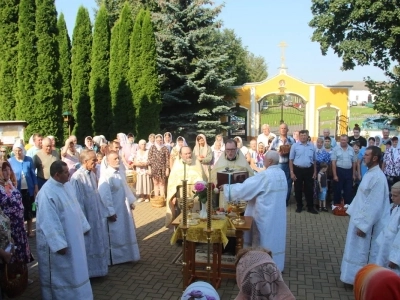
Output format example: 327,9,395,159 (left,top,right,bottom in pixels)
375,181,400,275
36,161,93,299
70,149,108,277
98,151,140,265
221,150,288,272
340,146,390,285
